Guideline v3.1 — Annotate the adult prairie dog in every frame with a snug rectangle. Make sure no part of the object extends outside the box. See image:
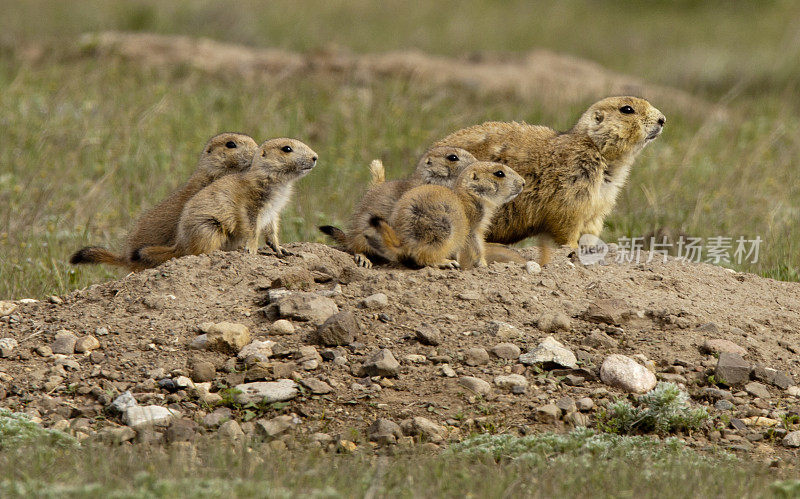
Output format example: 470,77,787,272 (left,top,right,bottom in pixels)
136,138,317,266
371,162,525,269
433,96,665,262
70,132,259,271
319,146,477,267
